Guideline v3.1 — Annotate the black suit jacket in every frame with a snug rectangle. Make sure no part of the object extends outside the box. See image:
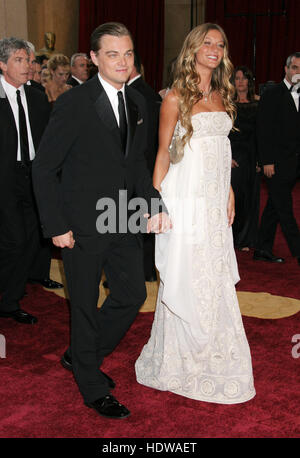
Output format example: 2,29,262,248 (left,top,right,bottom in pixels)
67,76,80,88
0,80,50,206
29,80,45,92
257,81,300,175
129,76,161,173
32,75,166,252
